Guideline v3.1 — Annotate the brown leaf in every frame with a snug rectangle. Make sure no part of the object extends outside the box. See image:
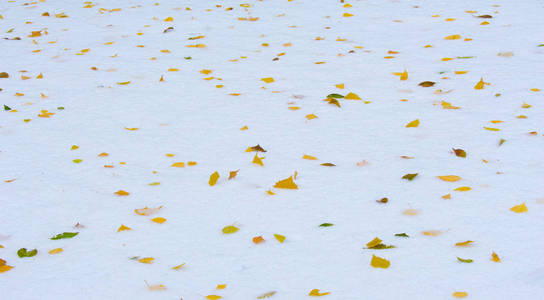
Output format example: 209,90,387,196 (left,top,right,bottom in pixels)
453,148,467,158
321,163,336,166
163,27,174,33
418,81,435,87
477,14,493,18
246,144,267,152
327,98,341,107
228,170,239,180
0,72,9,78
377,197,388,203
